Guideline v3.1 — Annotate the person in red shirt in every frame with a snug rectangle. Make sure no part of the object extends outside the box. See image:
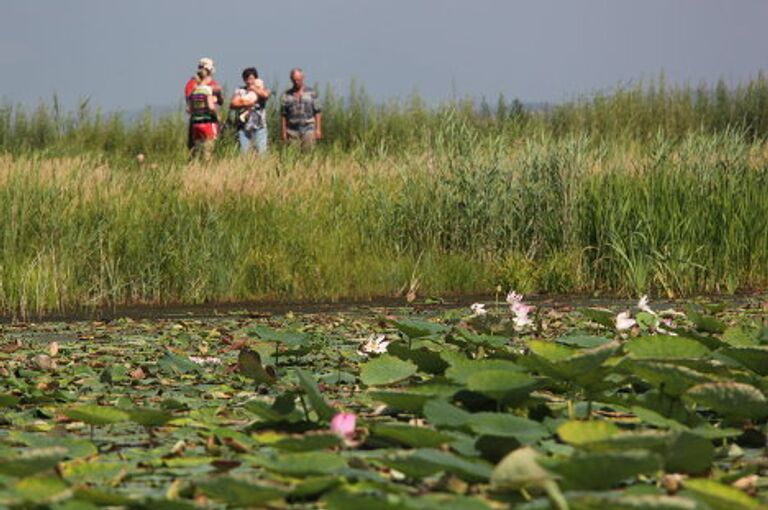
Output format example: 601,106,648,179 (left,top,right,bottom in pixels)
184,58,223,151
187,67,220,161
